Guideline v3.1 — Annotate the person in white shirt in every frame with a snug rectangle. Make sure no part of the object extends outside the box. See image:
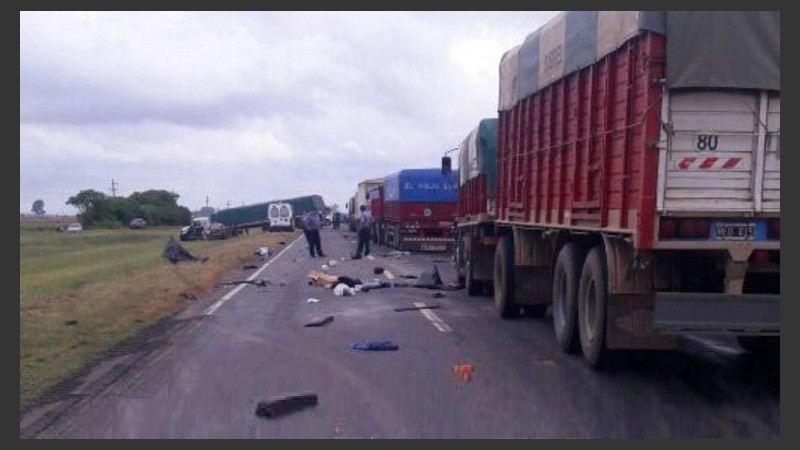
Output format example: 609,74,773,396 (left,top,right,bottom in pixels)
352,205,373,259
